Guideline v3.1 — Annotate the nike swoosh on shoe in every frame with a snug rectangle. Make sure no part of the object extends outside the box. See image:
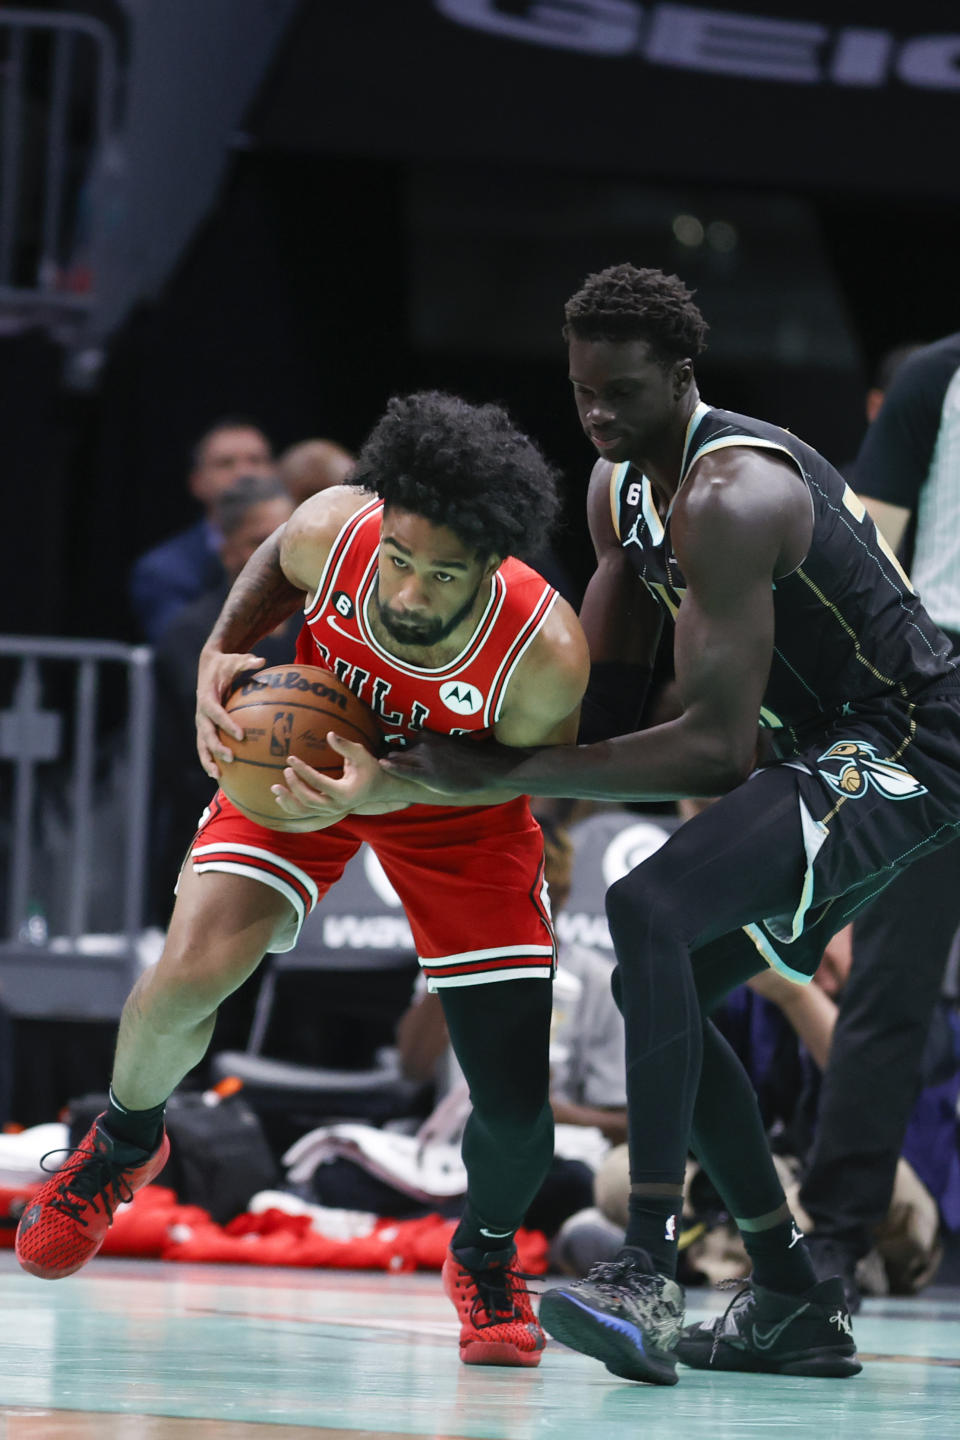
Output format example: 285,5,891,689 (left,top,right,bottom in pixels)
751,1303,809,1351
